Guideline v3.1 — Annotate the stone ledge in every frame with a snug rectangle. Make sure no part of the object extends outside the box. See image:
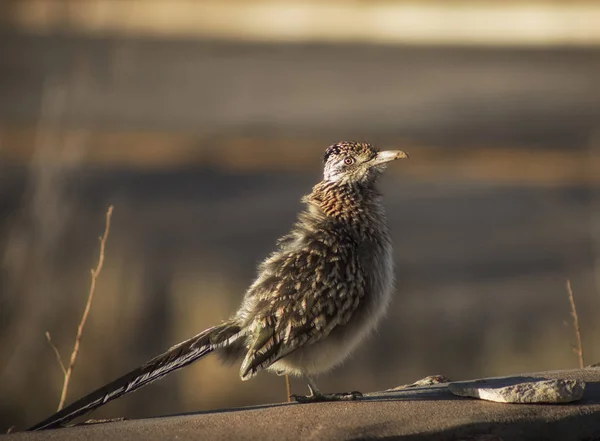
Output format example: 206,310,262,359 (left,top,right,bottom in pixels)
9,368,600,441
